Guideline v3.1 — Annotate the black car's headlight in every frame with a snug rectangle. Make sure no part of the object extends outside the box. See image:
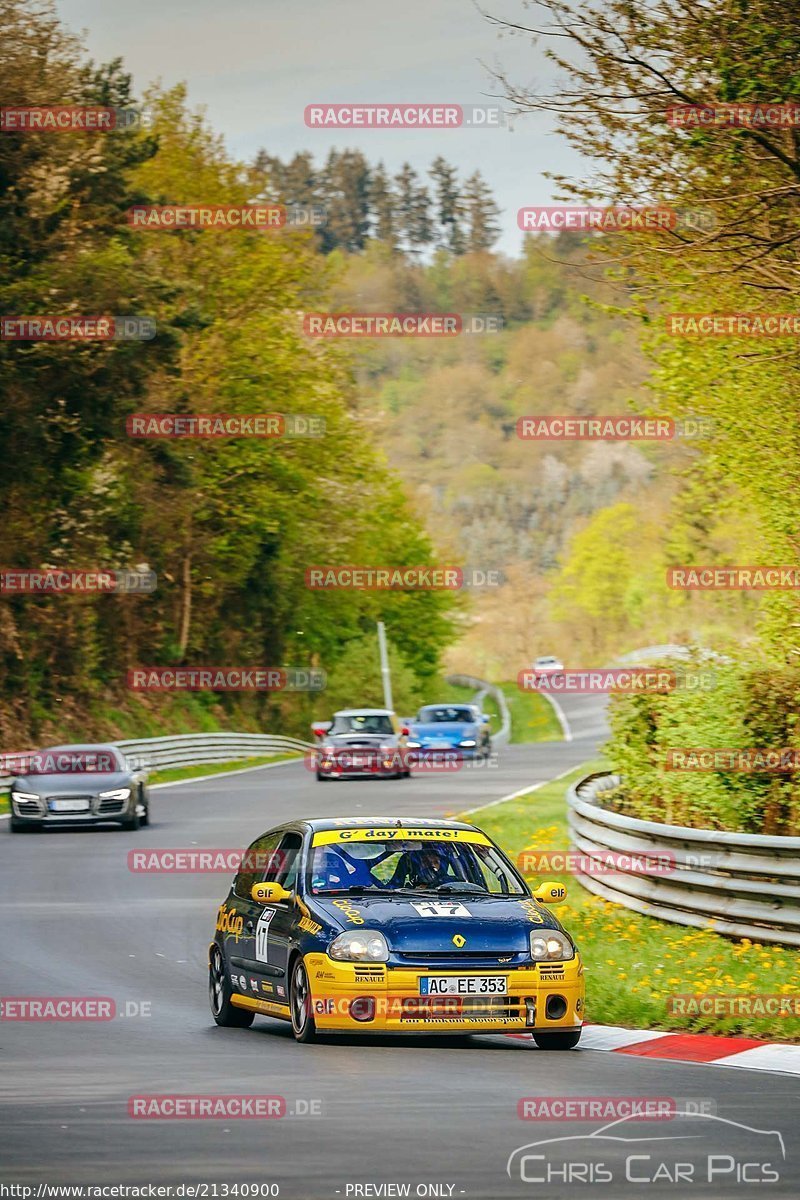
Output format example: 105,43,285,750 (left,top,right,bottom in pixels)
329,930,389,962
530,930,574,961
98,787,131,800
11,789,39,801
459,739,477,747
